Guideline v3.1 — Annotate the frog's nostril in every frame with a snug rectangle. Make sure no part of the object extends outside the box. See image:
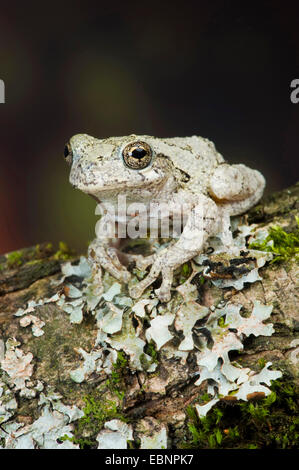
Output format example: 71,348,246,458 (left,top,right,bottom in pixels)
64,145,70,158
64,143,73,165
